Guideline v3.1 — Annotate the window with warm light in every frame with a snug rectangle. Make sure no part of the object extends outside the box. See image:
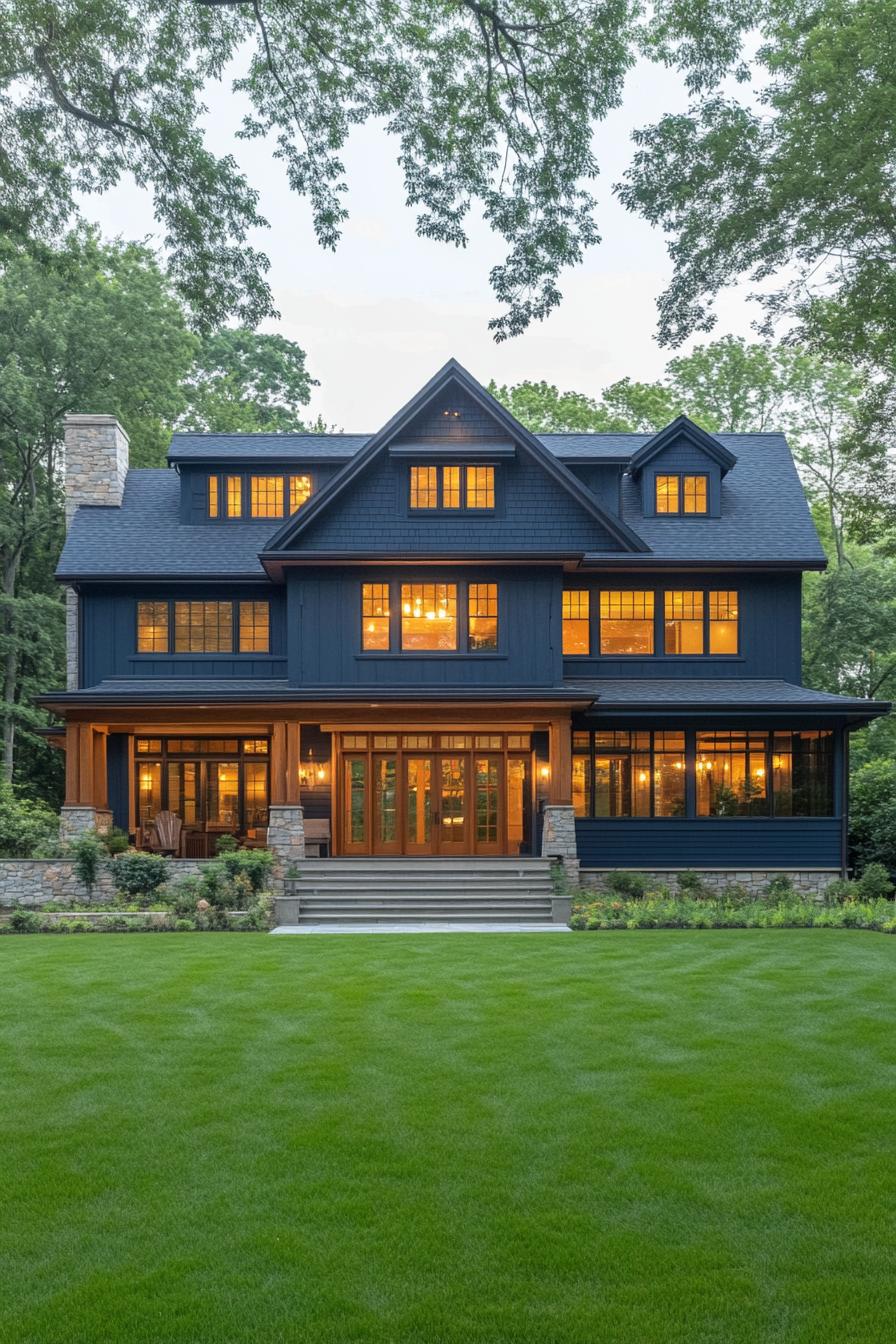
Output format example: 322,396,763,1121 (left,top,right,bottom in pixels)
250,475,284,518
137,601,169,653
362,583,391,650
664,591,704,654
600,591,654,655
289,475,313,513
709,591,738,653
468,583,498,651
696,731,769,815
562,590,590,655
401,583,457,650
573,730,685,817
238,601,270,653
174,601,233,653
466,465,495,509
226,476,242,518
655,475,679,514
409,464,491,510
683,474,708,512
410,465,439,509
442,465,461,509
207,476,219,518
